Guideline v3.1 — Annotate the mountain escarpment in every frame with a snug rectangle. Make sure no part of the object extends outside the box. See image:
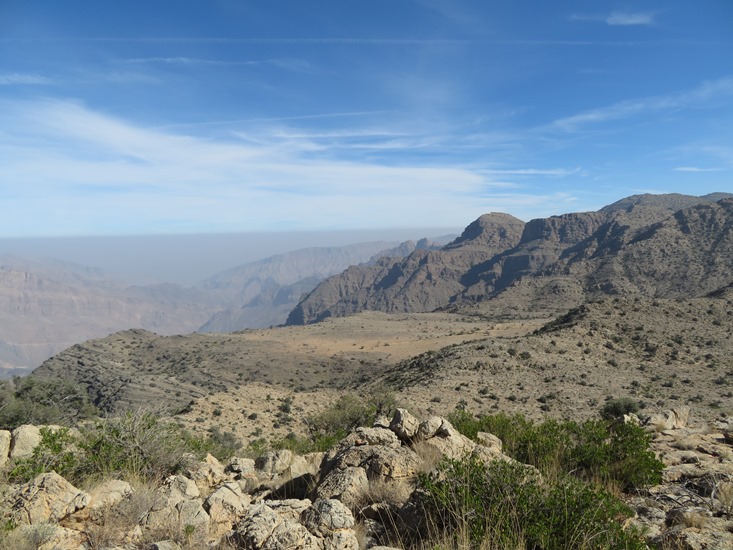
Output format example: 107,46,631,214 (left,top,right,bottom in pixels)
286,213,526,324
287,193,733,324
